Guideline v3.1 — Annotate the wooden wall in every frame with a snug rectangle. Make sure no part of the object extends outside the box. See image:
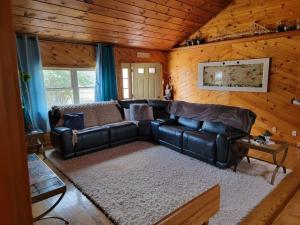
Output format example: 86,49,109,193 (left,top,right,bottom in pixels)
114,47,168,99
39,41,168,100
40,40,96,68
188,0,300,41
0,0,33,224
168,0,300,154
